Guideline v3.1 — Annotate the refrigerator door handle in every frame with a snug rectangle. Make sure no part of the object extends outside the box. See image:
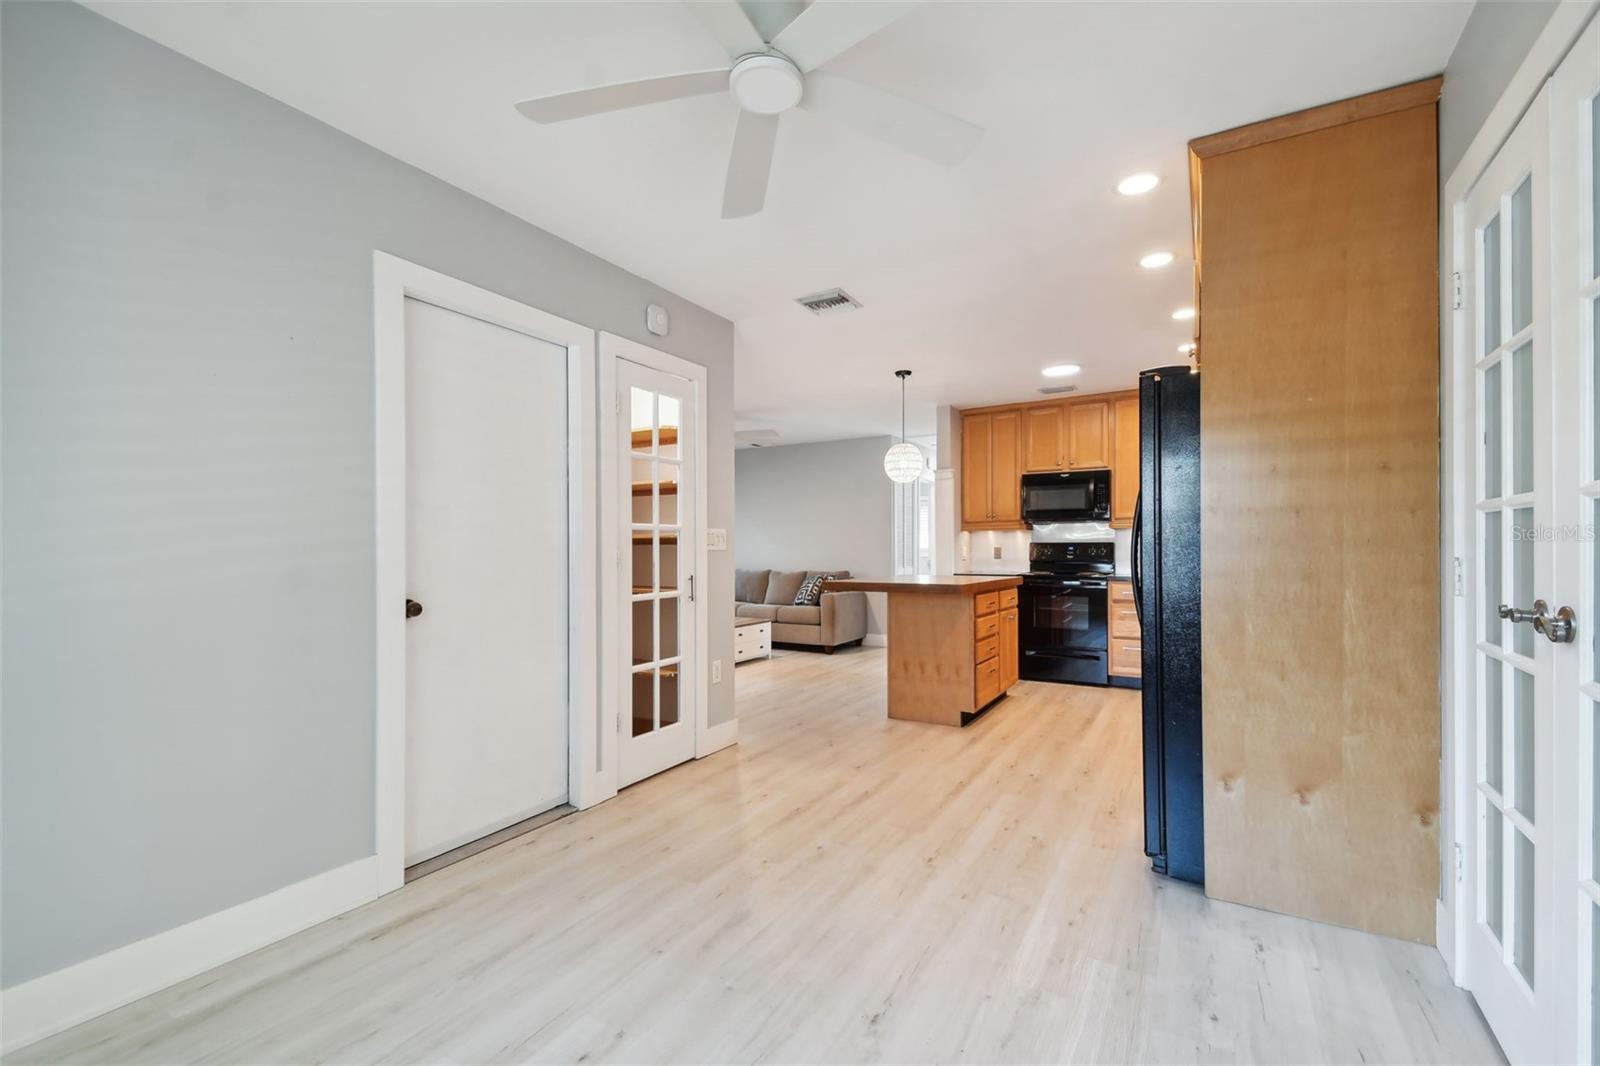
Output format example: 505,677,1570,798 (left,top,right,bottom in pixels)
1130,489,1144,626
